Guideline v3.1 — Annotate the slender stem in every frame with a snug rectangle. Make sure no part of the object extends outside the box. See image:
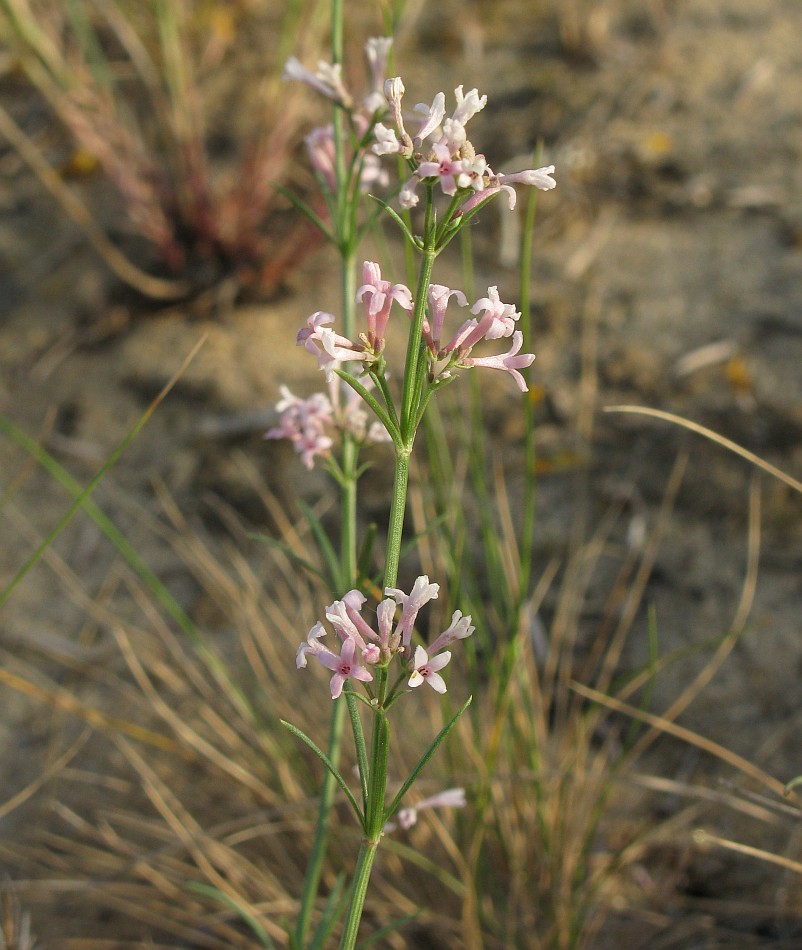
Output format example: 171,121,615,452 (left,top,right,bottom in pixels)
340,243,358,581
295,4,356,943
340,670,390,950
339,838,381,950
399,187,436,440
340,437,358,587
331,0,347,242
383,450,409,590
517,146,541,600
